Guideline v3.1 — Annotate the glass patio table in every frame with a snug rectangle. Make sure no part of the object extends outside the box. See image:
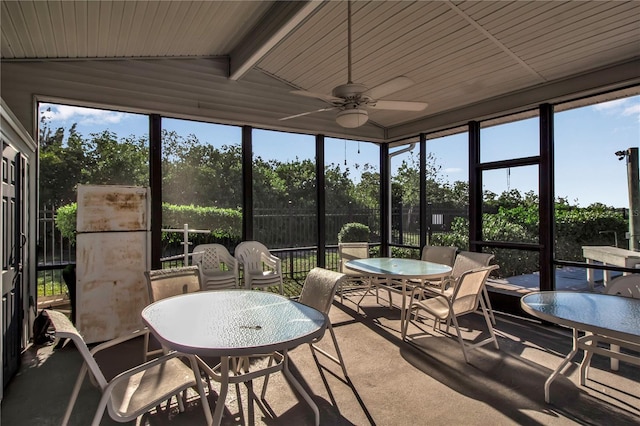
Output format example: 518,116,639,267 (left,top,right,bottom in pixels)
521,291,640,403
345,257,452,331
141,290,327,426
